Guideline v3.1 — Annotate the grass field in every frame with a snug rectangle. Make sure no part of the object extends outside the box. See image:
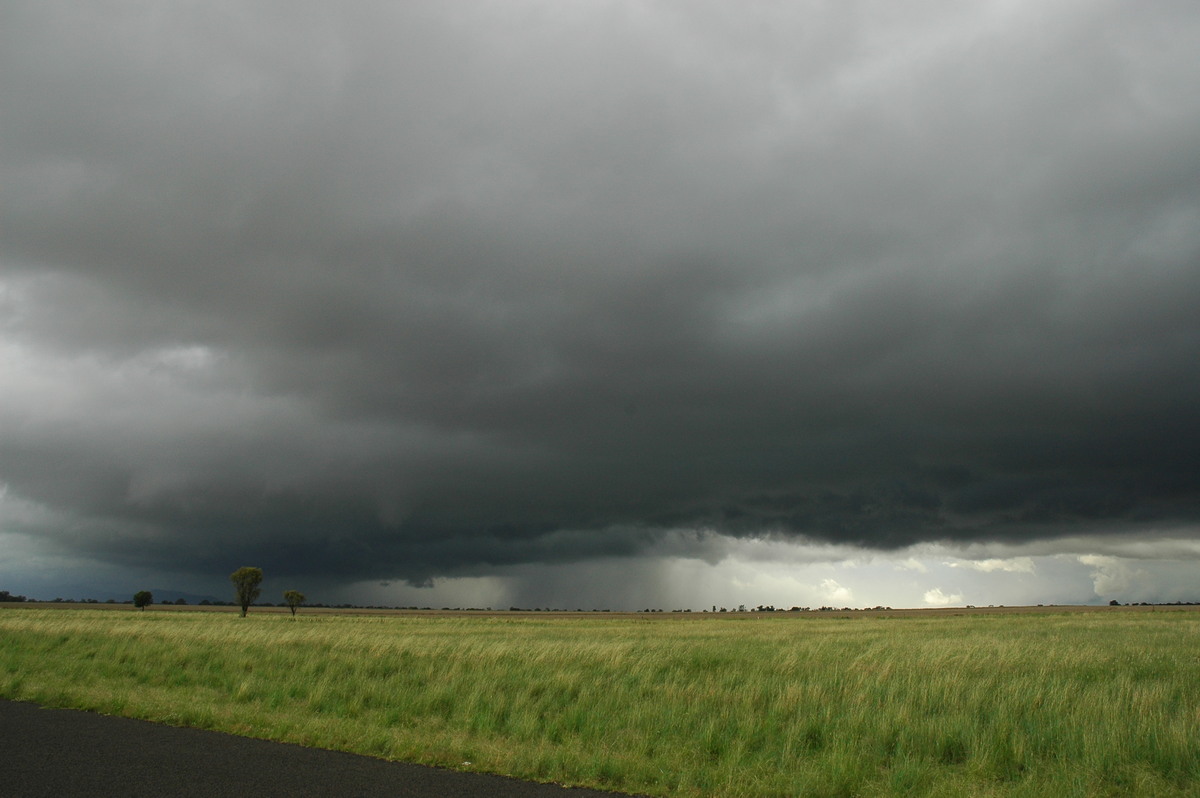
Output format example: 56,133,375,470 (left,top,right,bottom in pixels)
2,606,1198,797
